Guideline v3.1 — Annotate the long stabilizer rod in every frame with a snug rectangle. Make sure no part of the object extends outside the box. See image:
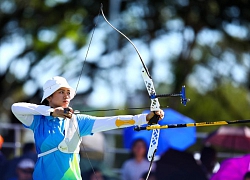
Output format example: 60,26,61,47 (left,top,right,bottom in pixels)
134,119,250,131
